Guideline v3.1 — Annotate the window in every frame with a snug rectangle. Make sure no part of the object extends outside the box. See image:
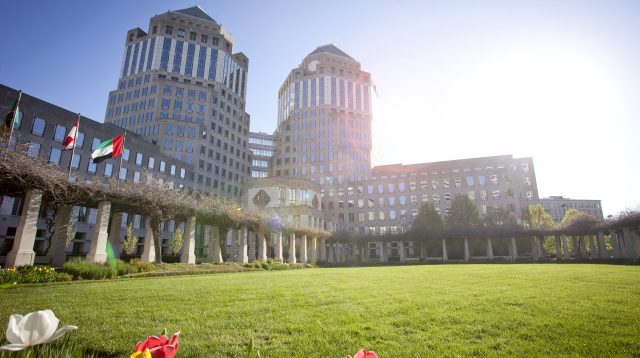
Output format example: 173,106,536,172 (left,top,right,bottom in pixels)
165,25,173,35
48,148,61,164
27,142,41,158
420,180,427,191
466,176,474,187
104,163,113,177
75,132,85,148
135,153,143,166
87,160,97,174
71,154,80,169
148,156,155,170
160,161,166,172
444,193,452,202
91,138,101,151
32,118,46,136
133,171,141,183
53,124,66,142
123,148,130,162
